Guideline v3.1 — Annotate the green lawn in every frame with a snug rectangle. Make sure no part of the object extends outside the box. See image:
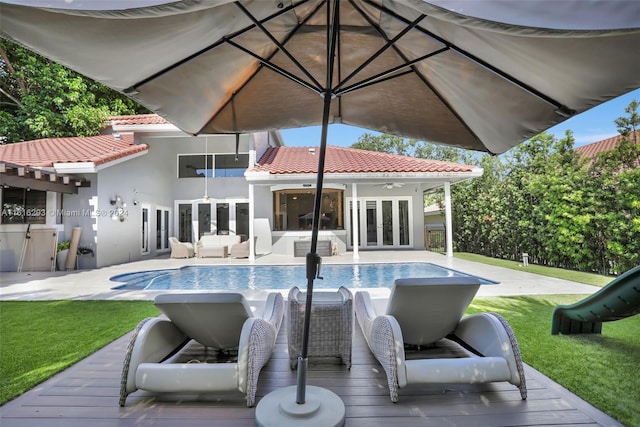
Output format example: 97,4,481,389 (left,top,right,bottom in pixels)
0,300,159,404
454,252,613,287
